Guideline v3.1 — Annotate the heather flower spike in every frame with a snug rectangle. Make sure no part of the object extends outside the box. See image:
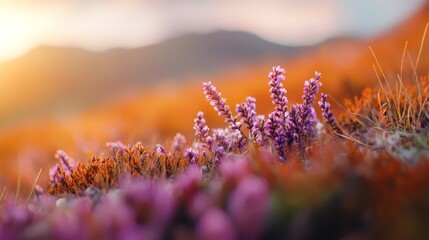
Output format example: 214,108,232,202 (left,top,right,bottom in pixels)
49,164,60,184
303,71,322,106
290,71,323,156
156,144,167,154
265,66,291,161
253,115,266,144
193,111,213,149
172,133,187,152
266,112,288,162
300,72,322,133
319,93,340,133
55,150,75,172
269,66,288,117
203,81,243,132
236,97,257,140
184,147,198,164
